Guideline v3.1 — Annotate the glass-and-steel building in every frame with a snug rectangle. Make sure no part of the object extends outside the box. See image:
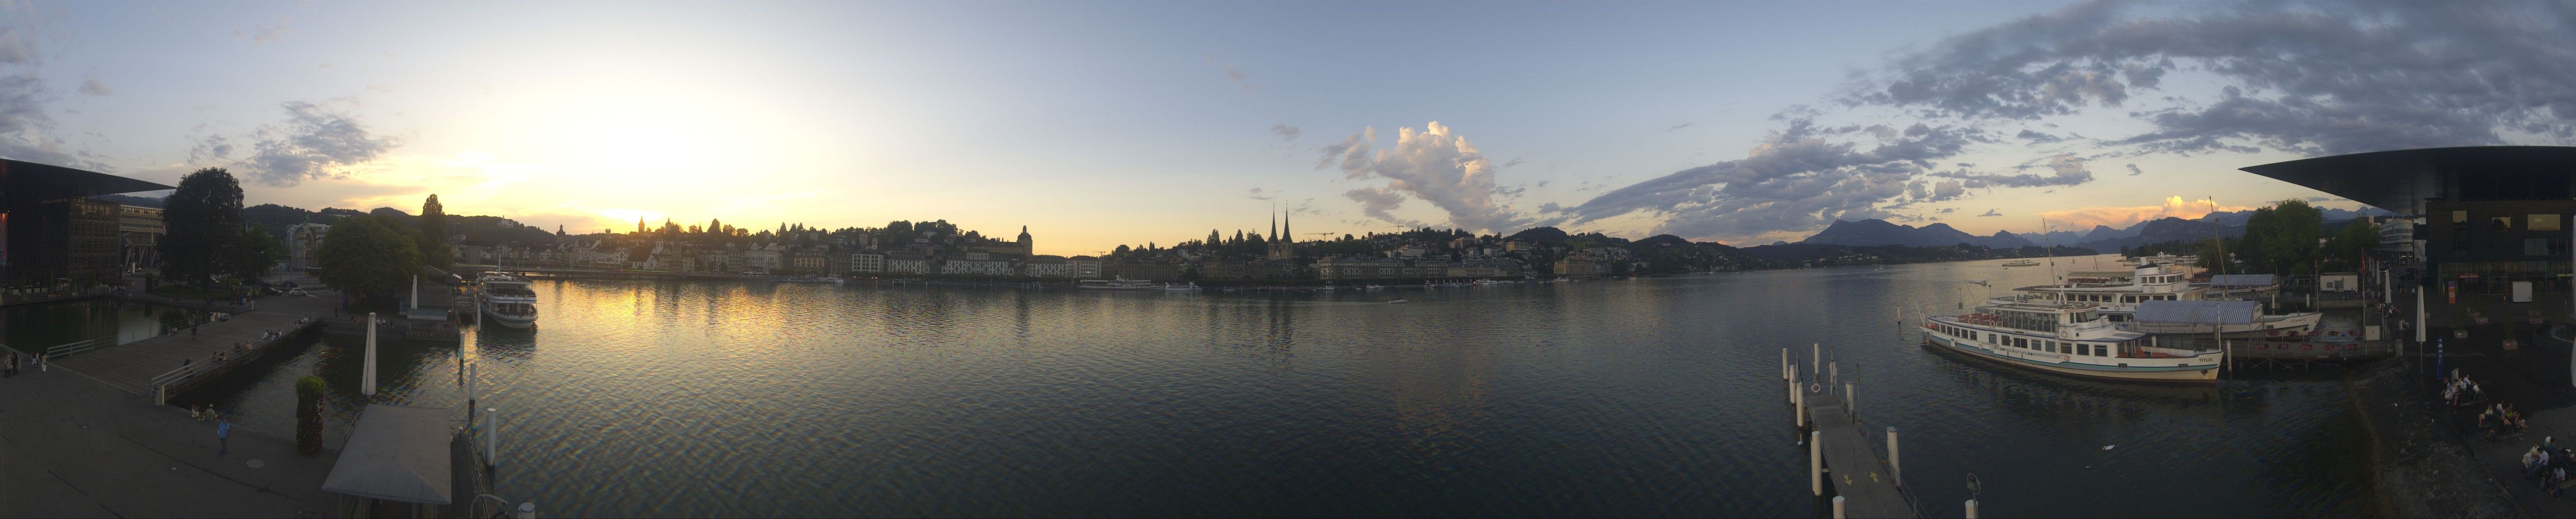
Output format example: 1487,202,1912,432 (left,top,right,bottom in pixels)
2240,146,2576,298
0,159,175,295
